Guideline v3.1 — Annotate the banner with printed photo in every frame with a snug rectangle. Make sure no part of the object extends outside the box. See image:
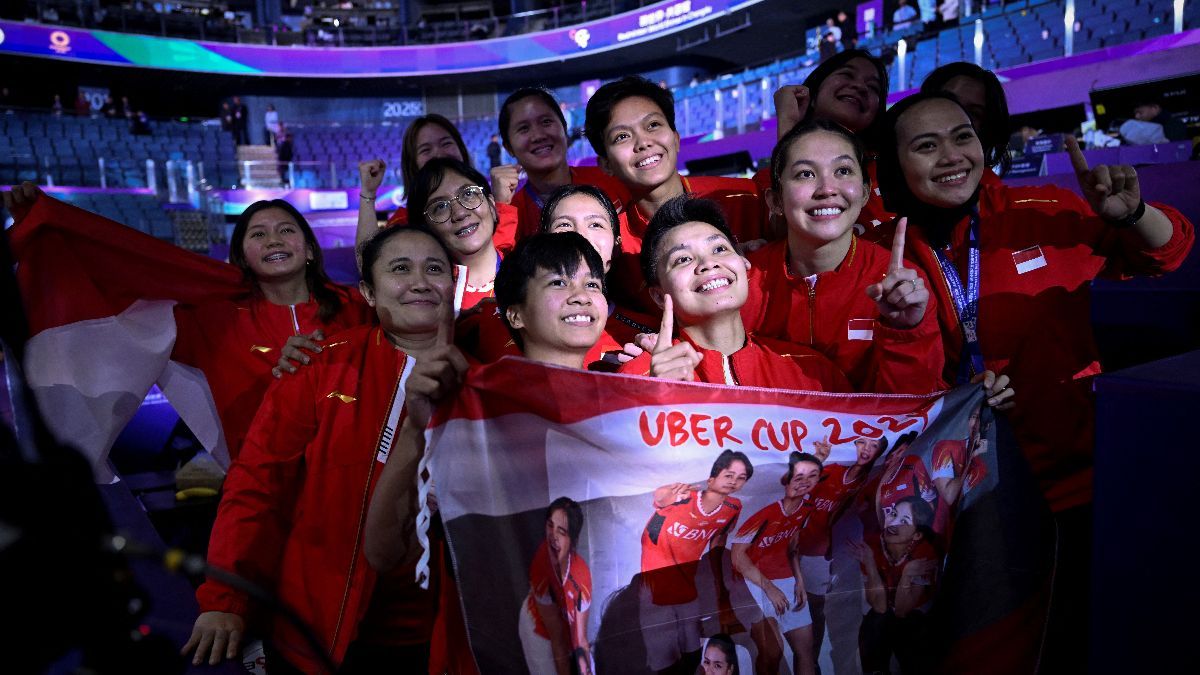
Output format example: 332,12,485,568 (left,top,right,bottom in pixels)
427,358,1054,674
